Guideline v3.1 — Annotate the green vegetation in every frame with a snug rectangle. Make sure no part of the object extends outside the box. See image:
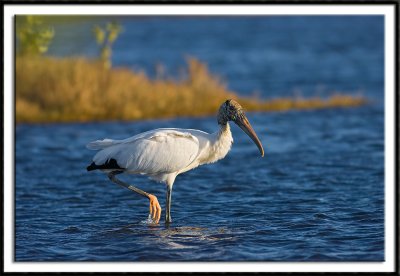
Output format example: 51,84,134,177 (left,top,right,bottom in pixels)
16,16,55,56
16,56,367,124
93,22,123,69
